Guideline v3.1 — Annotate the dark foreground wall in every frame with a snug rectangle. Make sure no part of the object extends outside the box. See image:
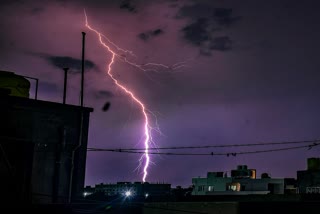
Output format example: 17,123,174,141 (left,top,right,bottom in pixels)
143,201,320,214
2,200,319,214
239,201,320,214
143,202,238,214
0,95,92,203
